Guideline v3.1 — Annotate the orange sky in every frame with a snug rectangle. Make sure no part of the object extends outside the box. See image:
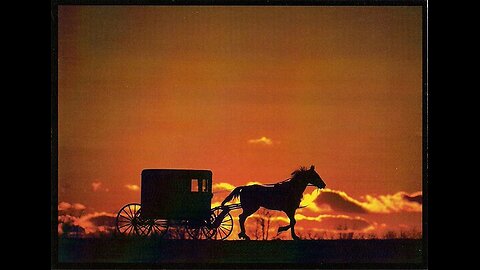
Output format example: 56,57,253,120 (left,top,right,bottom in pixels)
57,6,423,238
